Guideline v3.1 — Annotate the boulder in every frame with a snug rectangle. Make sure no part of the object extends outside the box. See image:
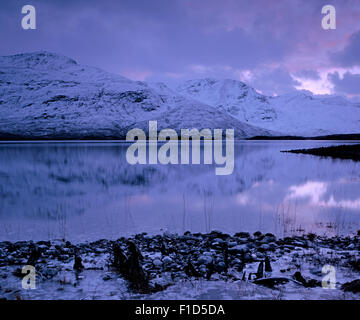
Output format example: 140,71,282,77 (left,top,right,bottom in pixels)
341,279,360,293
